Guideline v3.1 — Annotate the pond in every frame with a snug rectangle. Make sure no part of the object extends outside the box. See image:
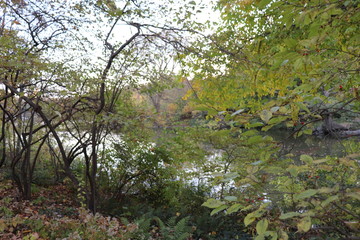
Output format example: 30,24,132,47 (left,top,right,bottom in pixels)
268,129,359,159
